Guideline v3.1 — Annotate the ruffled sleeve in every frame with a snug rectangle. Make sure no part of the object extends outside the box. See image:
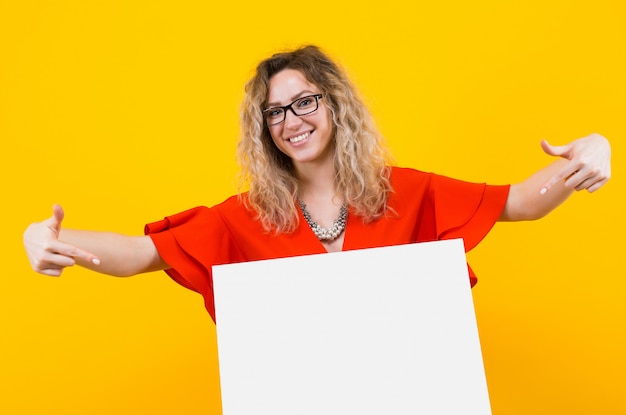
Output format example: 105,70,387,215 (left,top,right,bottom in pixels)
423,173,510,286
144,203,247,321
389,168,509,286
428,174,509,251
